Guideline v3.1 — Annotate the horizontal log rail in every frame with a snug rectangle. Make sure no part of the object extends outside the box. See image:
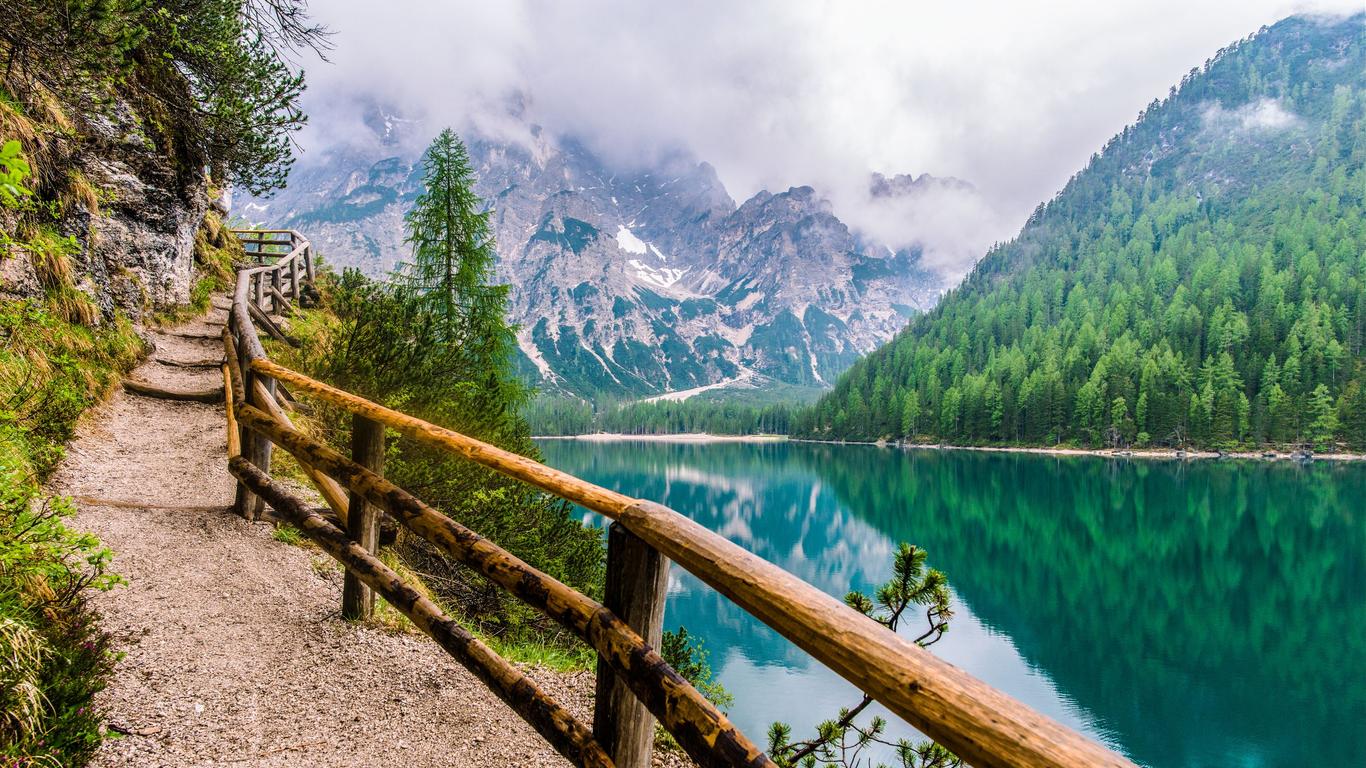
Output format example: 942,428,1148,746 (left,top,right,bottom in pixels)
253,358,637,515
222,229,1137,768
